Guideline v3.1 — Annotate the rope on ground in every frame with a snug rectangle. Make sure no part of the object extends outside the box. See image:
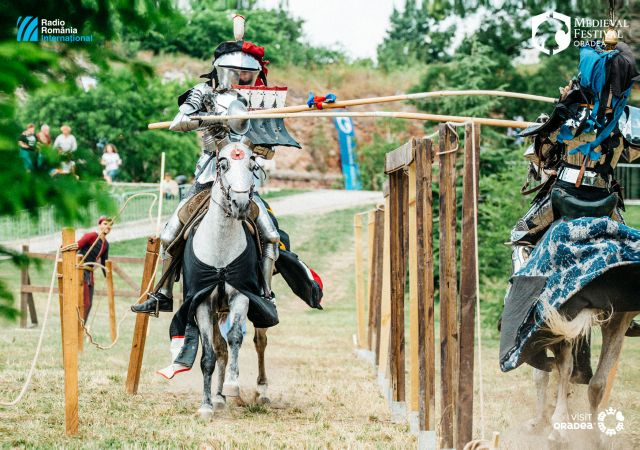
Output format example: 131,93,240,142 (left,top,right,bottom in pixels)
0,248,60,407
